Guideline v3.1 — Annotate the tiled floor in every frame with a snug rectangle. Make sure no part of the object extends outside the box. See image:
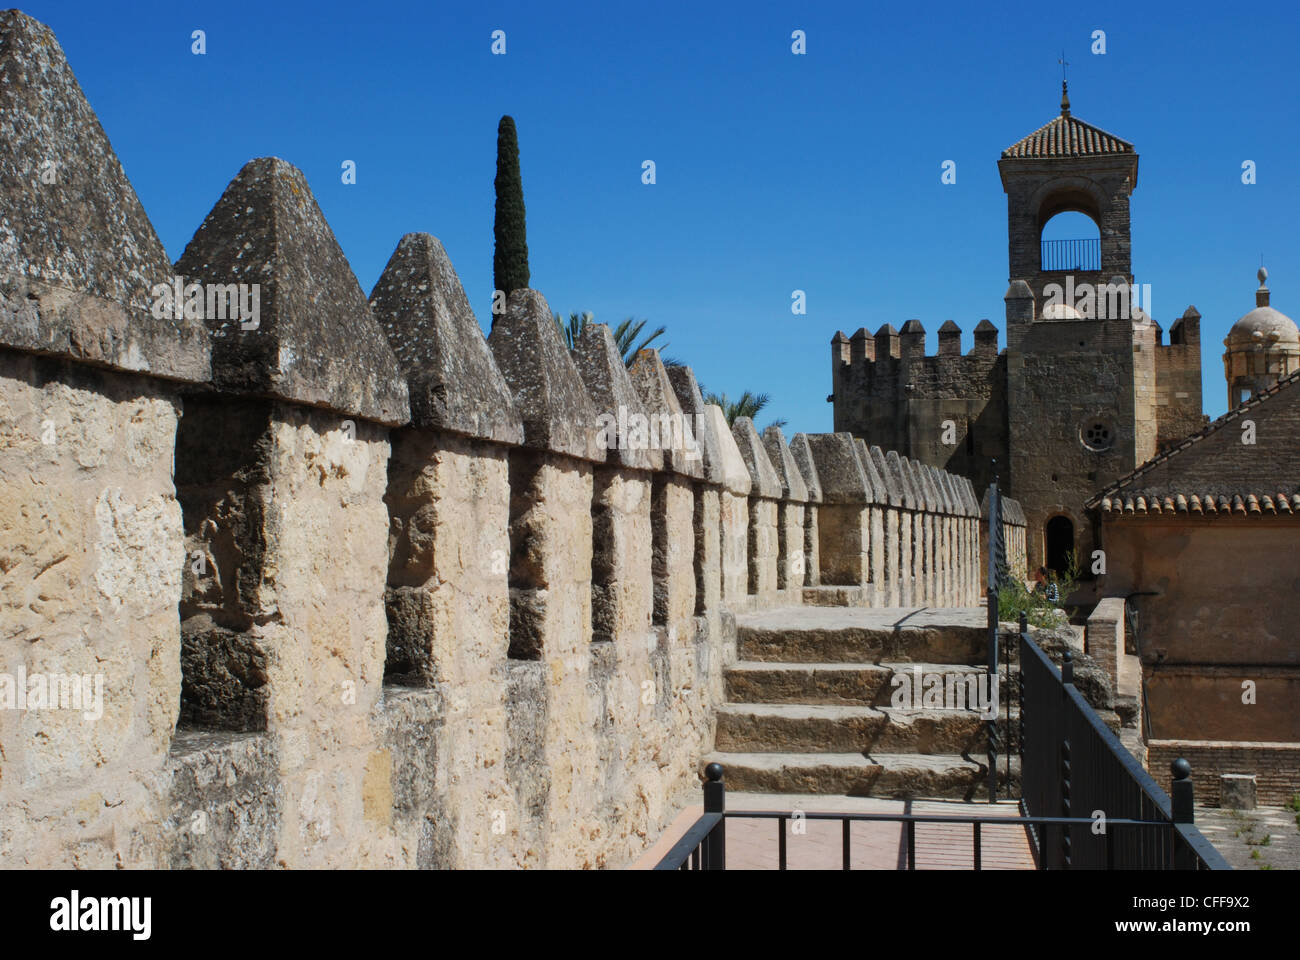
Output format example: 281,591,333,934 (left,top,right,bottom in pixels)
633,793,1037,870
